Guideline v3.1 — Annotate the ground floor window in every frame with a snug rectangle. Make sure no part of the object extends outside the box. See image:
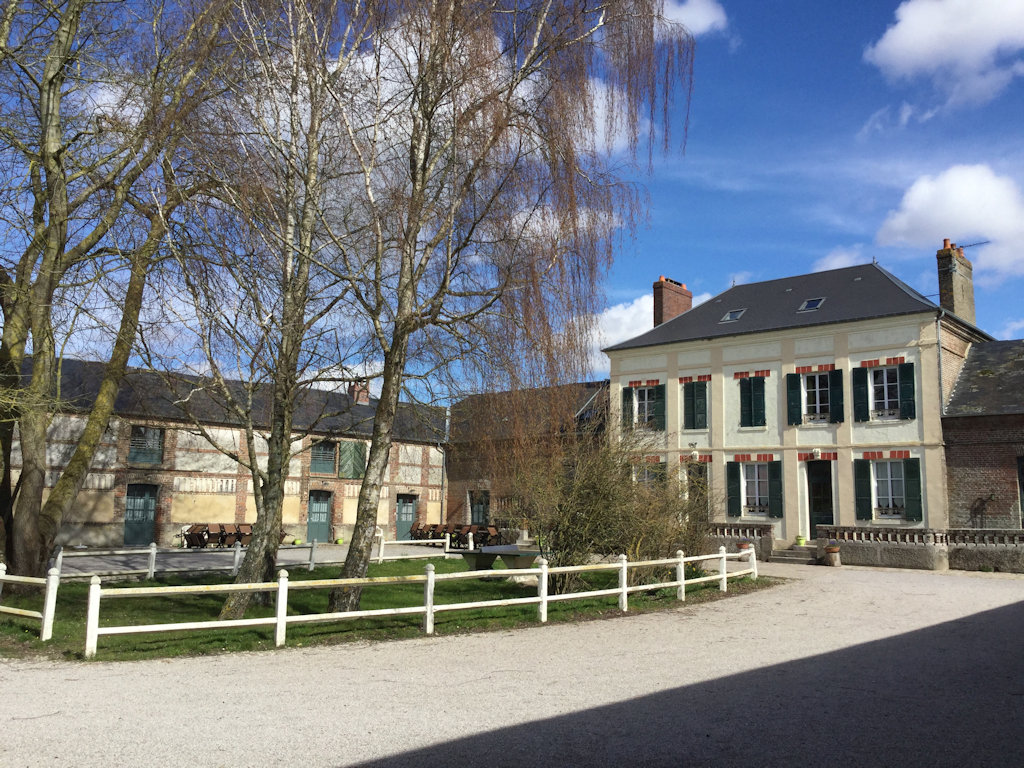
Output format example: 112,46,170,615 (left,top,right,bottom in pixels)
855,457,922,522
744,463,769,514
469,490,490,525
633,461,667,487
726,460,782,518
